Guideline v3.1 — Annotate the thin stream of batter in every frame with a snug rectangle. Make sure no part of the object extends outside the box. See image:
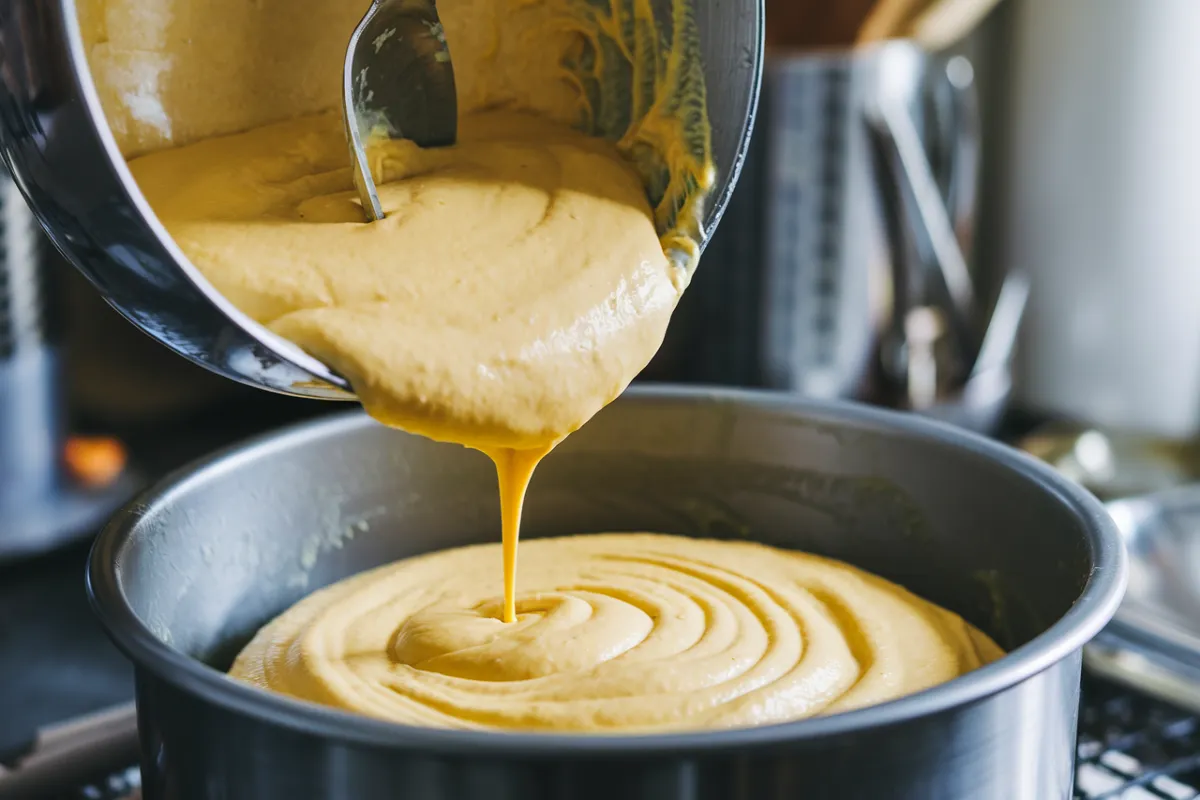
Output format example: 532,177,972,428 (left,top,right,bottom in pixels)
488,446,554,624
